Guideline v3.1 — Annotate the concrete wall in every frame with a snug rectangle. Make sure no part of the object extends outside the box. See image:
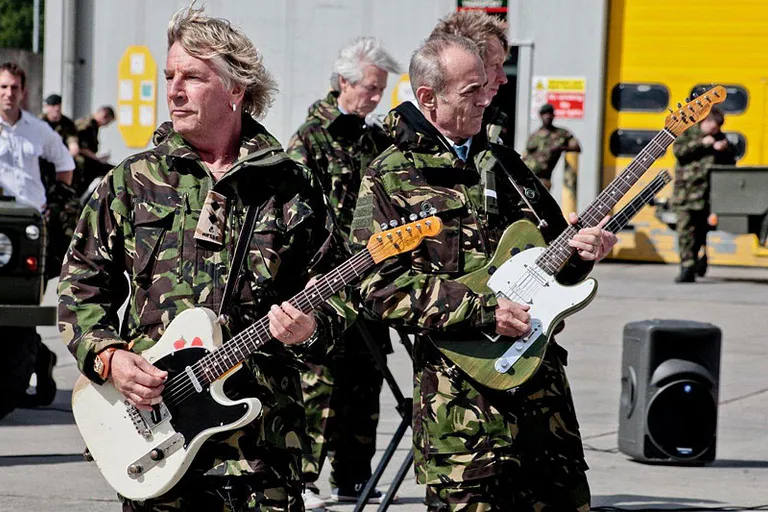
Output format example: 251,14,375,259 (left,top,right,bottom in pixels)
1,49,44,116
45,0,456,163
508,0,609,210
